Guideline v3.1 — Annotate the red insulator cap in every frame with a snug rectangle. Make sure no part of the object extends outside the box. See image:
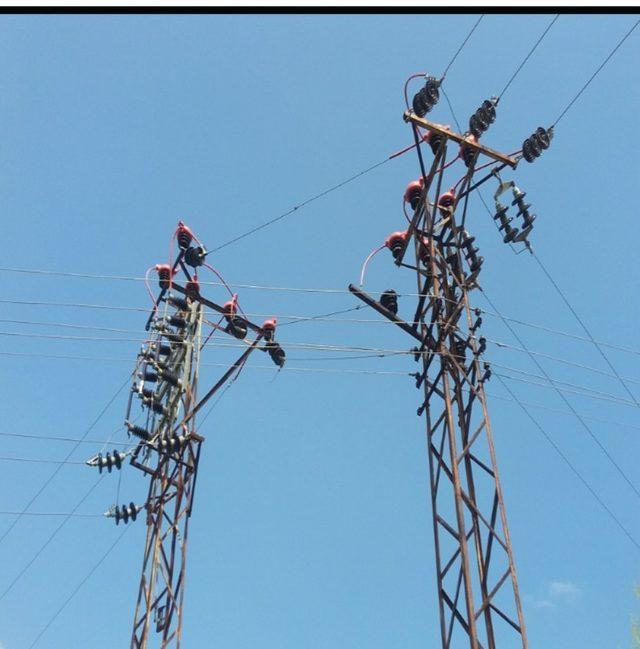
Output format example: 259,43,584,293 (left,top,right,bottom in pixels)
177,221,194,237
438,188,456,208
262,318,277,332
155,264,173,277
403,178,424,203
223,294,238,315
185,278,200,299
385,230,408,248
